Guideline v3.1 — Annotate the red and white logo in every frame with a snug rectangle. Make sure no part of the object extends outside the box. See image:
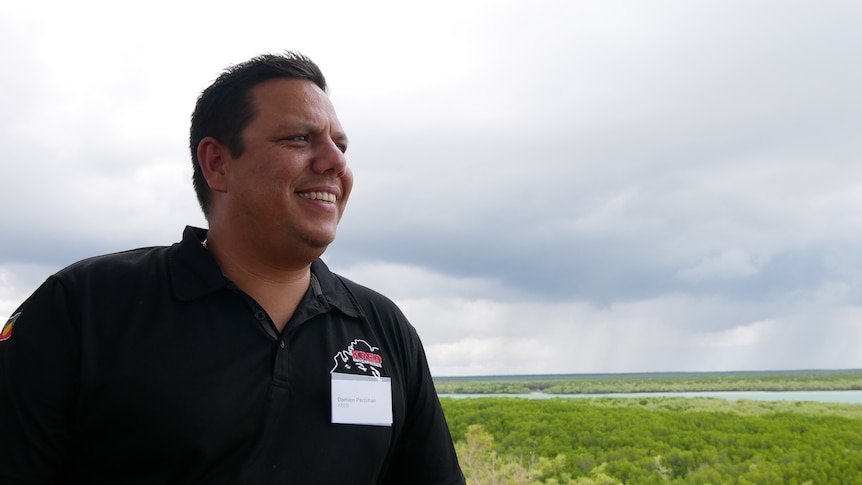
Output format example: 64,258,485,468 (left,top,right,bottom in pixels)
331,339,384,377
